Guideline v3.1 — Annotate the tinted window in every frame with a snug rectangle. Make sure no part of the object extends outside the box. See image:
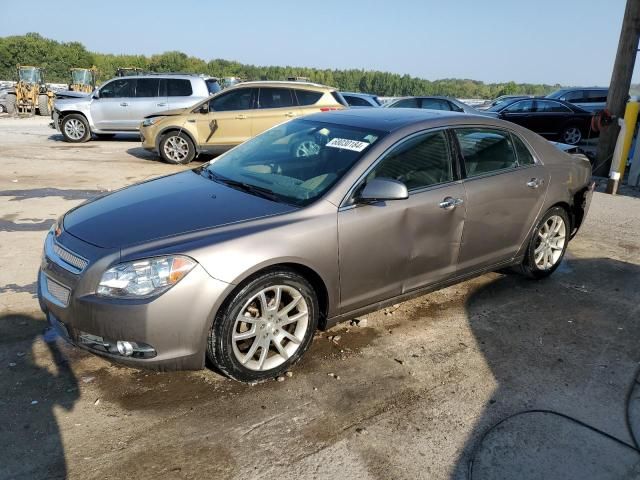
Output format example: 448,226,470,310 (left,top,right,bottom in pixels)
295,89,323,106
536,100,571,113
512,134,535,165
421,98,451,111
331,91,349,107
135,78,160,97
258,88,295,109
100,79,133,98
455,128,518,177
562,90,586,103
587,90,607,103
390,98,420,108
505,100,535,113
210,88,254,111
167,79,193,97
344,95,372,107
368,131,453,190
